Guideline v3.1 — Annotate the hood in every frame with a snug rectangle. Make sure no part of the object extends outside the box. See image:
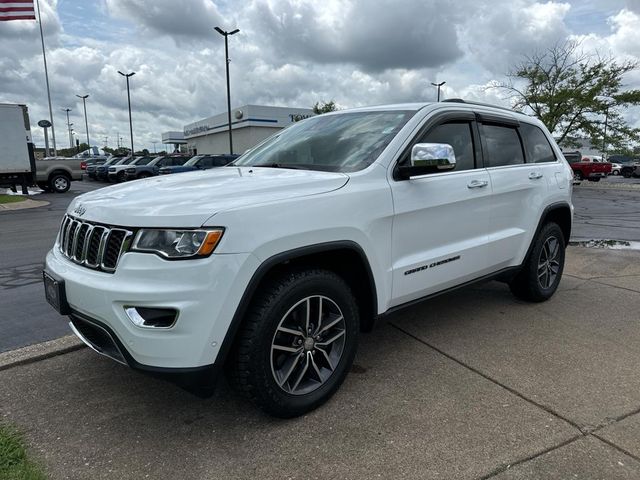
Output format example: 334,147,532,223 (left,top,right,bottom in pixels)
68,167,349,227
